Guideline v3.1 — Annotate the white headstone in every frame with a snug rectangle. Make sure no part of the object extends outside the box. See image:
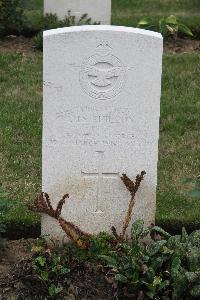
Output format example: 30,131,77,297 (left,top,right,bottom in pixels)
44,0,111,25
43,25,163,239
